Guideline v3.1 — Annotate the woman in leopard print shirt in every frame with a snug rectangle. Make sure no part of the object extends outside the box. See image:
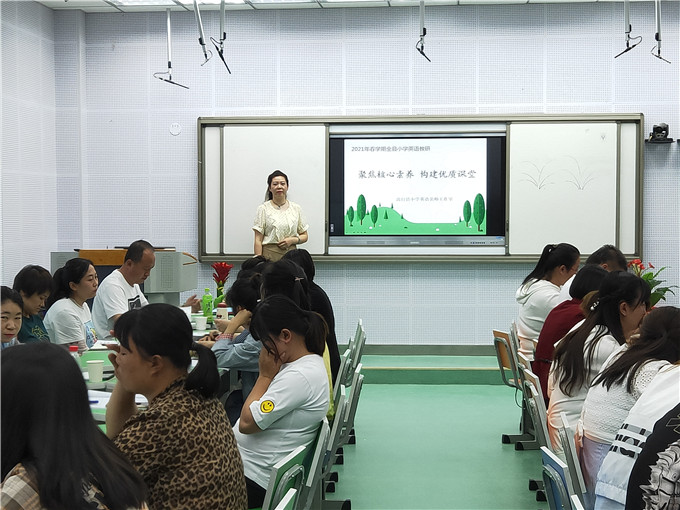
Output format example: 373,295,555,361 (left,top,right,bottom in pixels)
106,304,247,510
